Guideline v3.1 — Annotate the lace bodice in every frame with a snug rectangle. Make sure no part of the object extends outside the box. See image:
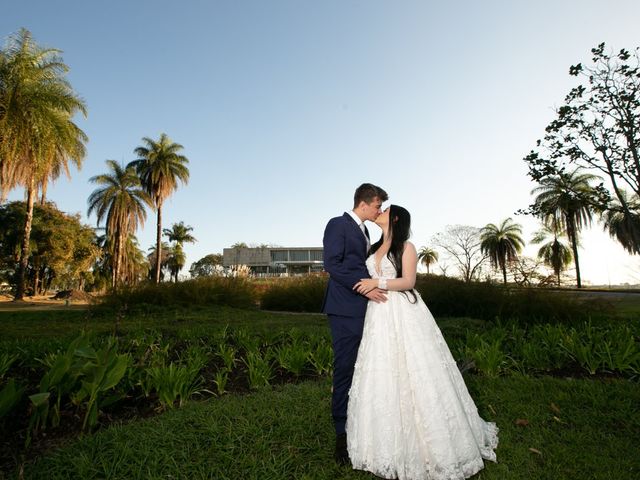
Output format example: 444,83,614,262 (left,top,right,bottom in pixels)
366,253,398,279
